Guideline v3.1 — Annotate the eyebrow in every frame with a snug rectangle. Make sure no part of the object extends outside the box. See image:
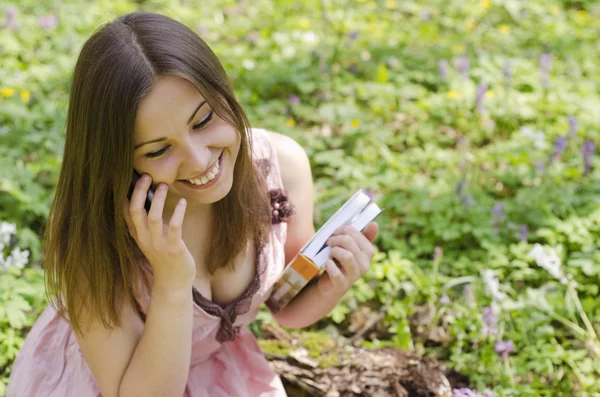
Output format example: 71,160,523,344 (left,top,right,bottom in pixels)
134,100,207,150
